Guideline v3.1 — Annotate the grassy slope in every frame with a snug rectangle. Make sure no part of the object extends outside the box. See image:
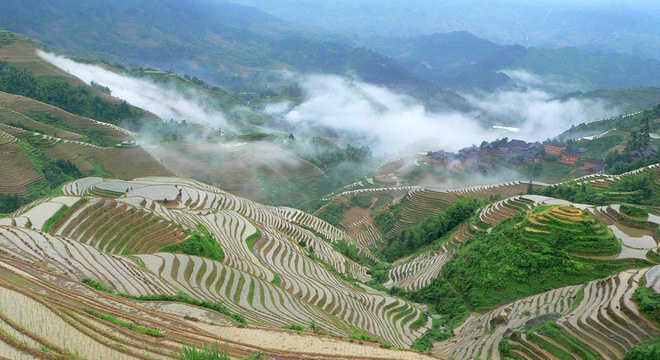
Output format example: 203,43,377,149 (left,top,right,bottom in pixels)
443,206,650,311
